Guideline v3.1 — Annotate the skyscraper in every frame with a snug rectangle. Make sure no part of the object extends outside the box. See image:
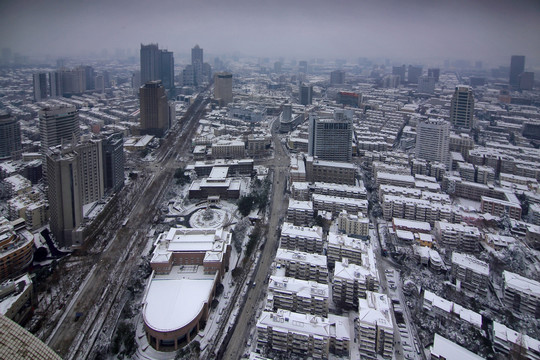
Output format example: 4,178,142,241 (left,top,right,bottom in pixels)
49,71,62,97
449,86,474,129
103,133,125,193
392,65,406,84
214,72,233,106
407,65,423,84
415,118,450,167
330,70,345,85
519,72,534,91
140,43,160,85
299,83,313,105
427,68,440,82
159,50,174,91
76,139,104,205
33,73,47,101
191,45,203,86
139,81,170,137
417,76,435,94
308,110,353,162
0,111,21,160
509,55,525,88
